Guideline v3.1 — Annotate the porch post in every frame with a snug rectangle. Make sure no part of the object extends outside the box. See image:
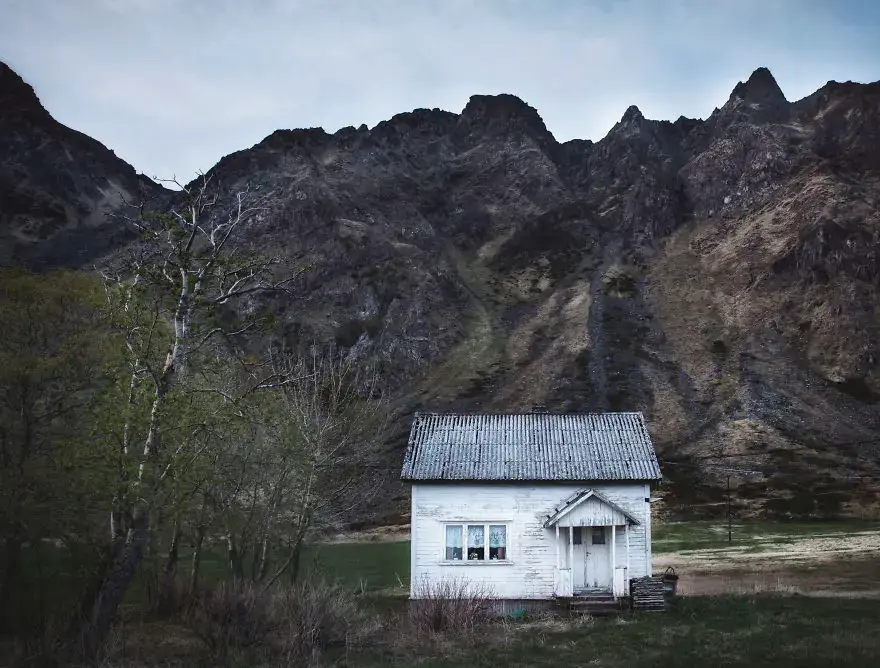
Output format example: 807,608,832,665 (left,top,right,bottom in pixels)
568,525,573,576
611,524,617,595
625,523,630,594
555,525,560,570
